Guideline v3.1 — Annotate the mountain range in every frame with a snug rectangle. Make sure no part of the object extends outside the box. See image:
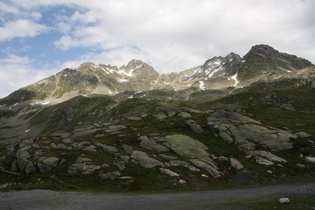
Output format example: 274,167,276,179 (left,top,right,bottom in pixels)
0,44,311,106
0,44,315,192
